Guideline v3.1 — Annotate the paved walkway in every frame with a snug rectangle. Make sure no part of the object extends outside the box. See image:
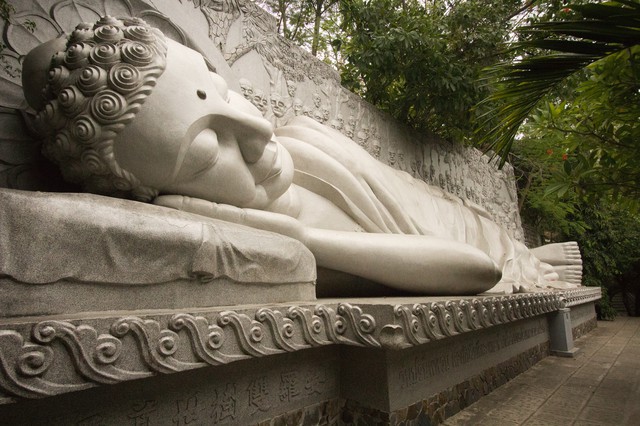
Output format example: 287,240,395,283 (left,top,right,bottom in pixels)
444,315,640,426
